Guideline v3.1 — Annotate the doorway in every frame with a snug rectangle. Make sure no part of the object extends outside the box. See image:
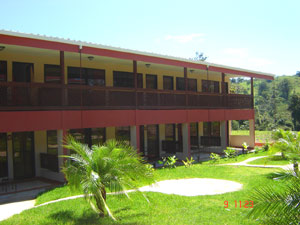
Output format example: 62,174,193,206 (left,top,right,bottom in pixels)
0,133,8,179
12,132,35,179
146,125,159,160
